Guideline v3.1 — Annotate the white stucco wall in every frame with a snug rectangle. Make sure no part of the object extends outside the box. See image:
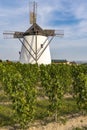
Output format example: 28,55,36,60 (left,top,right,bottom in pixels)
19,35,51,64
